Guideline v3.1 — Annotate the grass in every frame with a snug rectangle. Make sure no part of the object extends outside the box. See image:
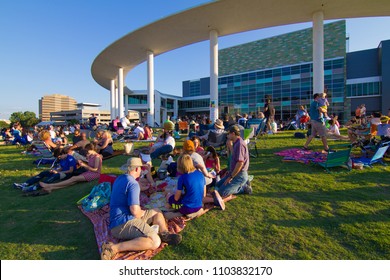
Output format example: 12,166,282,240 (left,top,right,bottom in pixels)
0,131,389,260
